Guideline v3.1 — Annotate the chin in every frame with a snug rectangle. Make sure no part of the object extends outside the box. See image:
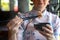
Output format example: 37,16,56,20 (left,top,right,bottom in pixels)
37,8,43,11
